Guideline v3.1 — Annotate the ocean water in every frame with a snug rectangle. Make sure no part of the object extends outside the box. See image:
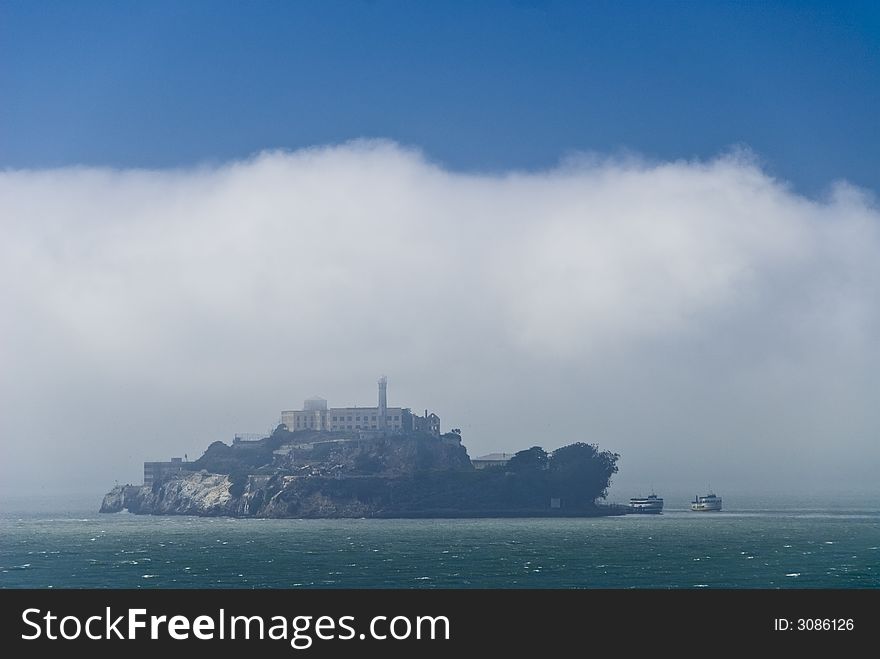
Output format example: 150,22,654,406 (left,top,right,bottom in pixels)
1,496,879,588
